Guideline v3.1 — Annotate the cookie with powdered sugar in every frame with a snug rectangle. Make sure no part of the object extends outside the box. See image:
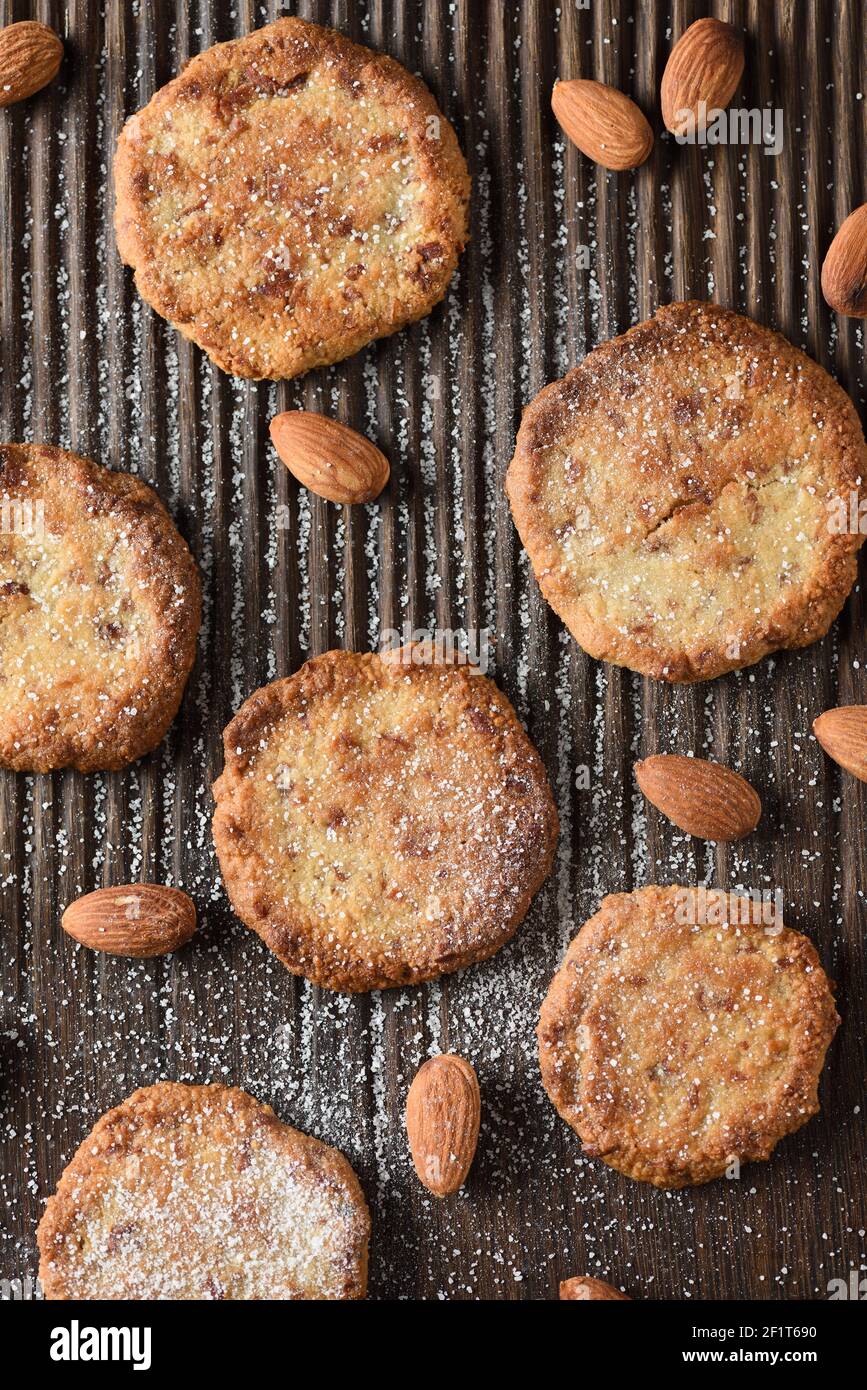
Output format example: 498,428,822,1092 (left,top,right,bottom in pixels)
0,443,200,771
507,301,867,682
212,649,558,991
114,17,470,381
538,886,840,1188
37,1083,369,1300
